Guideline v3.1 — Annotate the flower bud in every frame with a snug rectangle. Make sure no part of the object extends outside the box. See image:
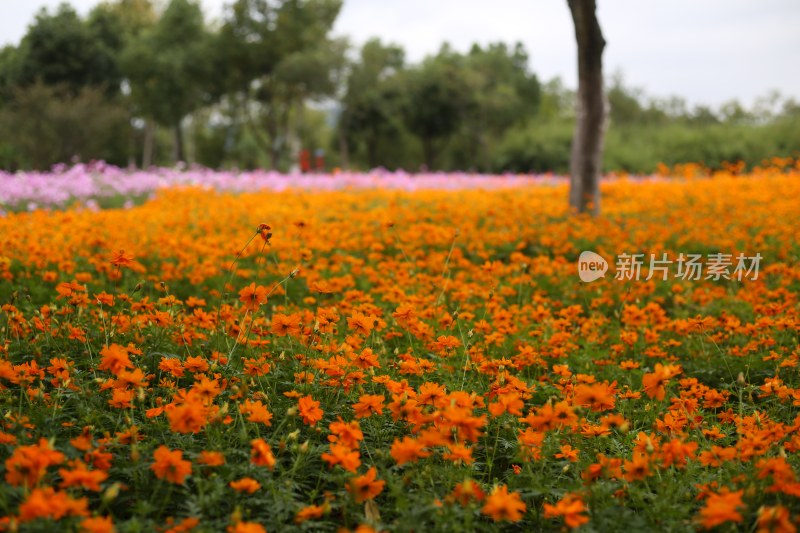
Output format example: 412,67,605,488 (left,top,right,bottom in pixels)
102,482,121,504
